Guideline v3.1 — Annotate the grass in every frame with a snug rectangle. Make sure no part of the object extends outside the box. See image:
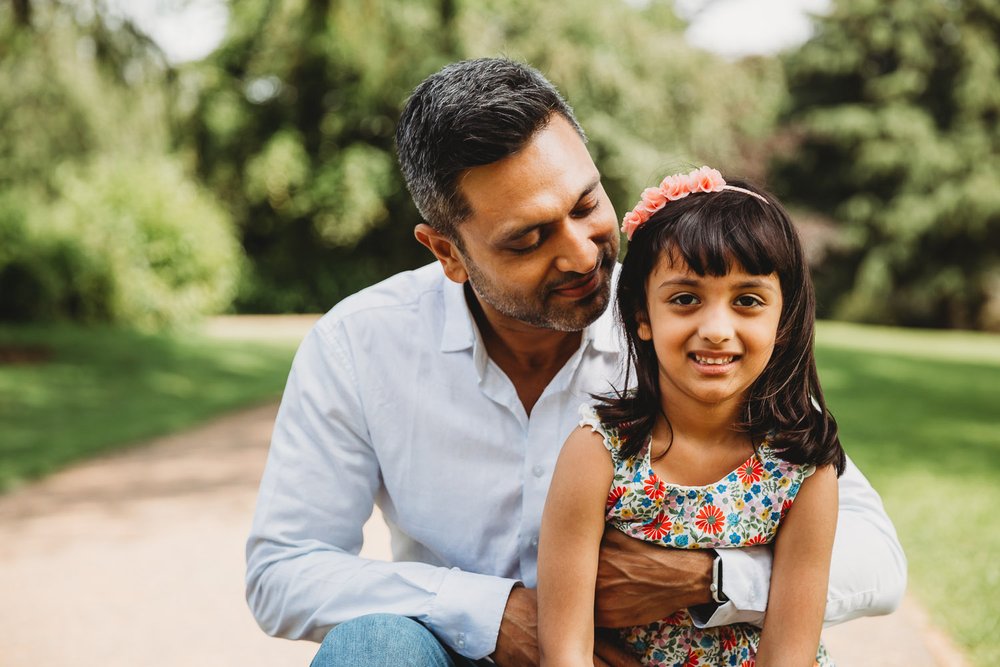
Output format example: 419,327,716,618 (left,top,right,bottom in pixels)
0,322,301,492
815,321,1000,667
